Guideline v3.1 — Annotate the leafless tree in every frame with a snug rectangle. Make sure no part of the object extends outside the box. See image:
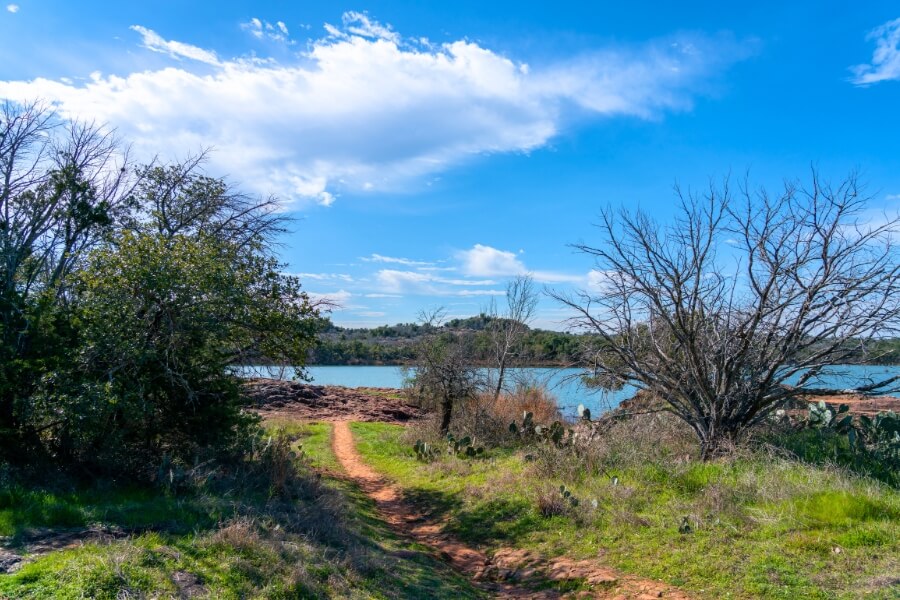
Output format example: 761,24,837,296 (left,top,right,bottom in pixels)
127,152,290,250
556,172,900,458
410,308,482,434
488,275,538,403
1,100,134,303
